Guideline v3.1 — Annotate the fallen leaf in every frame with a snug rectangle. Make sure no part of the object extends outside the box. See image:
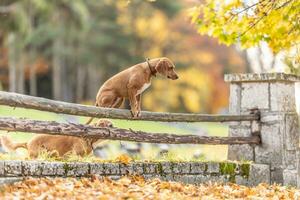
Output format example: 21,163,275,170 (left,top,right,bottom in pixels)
115,154,133,165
